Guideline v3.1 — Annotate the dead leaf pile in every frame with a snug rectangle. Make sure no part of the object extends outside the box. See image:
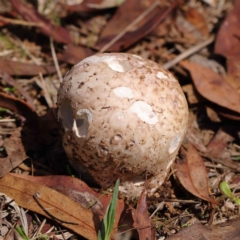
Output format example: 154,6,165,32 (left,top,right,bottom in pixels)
0,0,240,239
